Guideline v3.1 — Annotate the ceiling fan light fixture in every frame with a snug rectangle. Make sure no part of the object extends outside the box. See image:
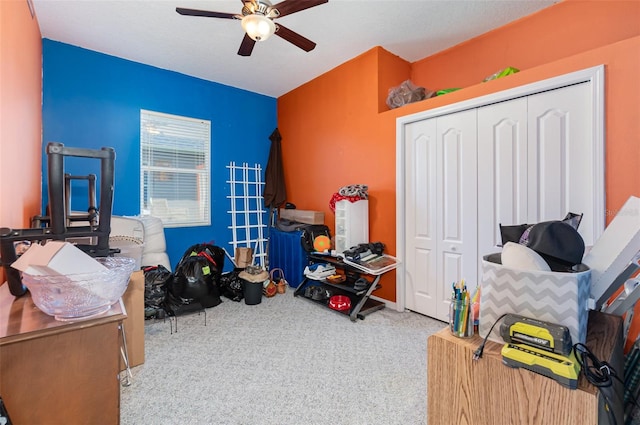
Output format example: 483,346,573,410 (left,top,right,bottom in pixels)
241,14,275,42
